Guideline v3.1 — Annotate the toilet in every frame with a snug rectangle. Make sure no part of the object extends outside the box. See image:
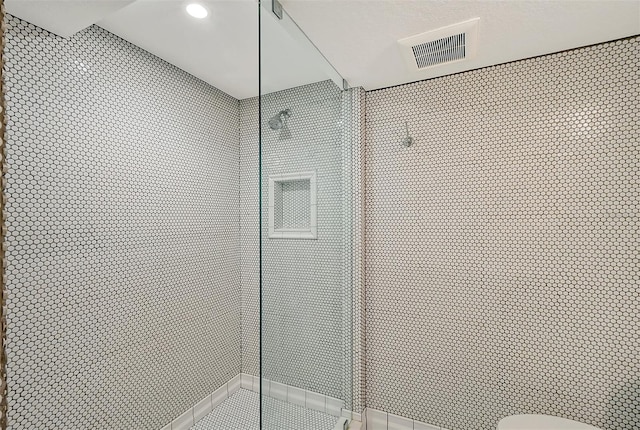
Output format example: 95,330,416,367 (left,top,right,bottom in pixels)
498,415,601,430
